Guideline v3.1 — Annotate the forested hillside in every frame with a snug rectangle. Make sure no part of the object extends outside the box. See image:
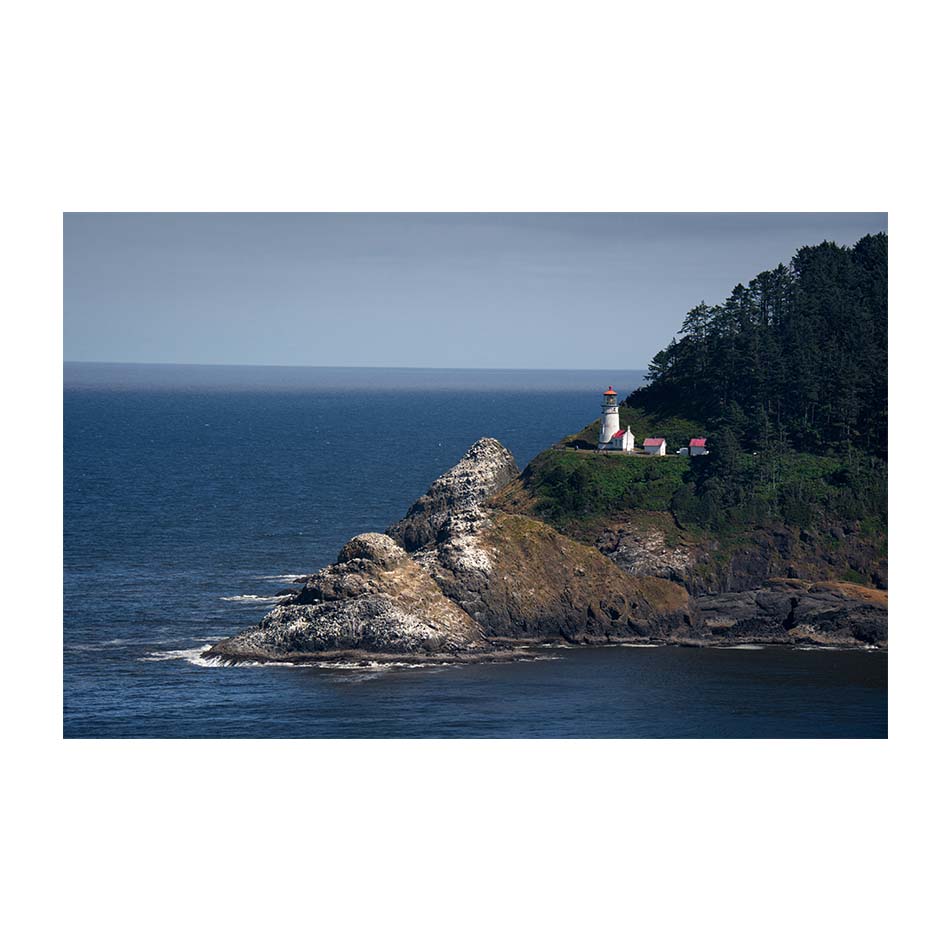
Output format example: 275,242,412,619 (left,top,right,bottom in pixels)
619,233,888,532
519,234,888,542
629,232,887,459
